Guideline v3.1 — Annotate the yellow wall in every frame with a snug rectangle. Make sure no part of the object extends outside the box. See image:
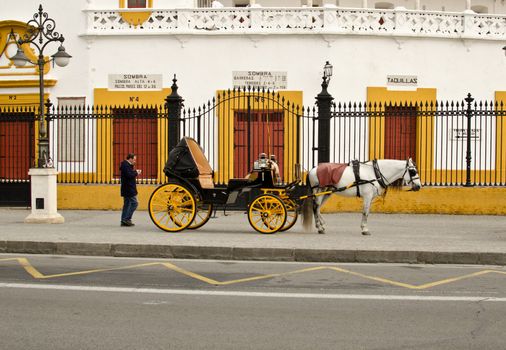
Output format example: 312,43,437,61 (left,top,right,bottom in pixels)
494,91,506,185
0,21,51,77
215,90,303,184
58,184,506,215
118,0,153,26
88,88,171,184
